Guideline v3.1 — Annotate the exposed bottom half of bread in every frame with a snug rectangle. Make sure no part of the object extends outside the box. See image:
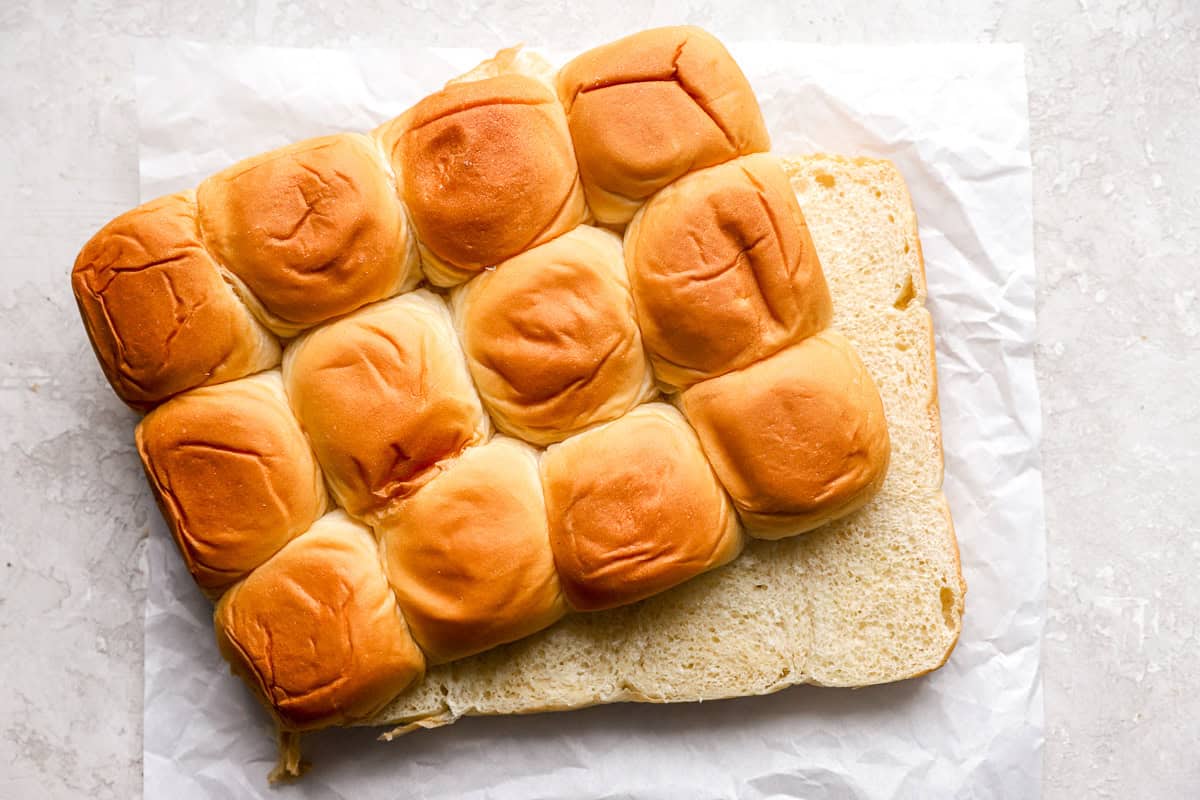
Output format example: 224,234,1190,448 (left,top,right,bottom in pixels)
365,154,966,735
